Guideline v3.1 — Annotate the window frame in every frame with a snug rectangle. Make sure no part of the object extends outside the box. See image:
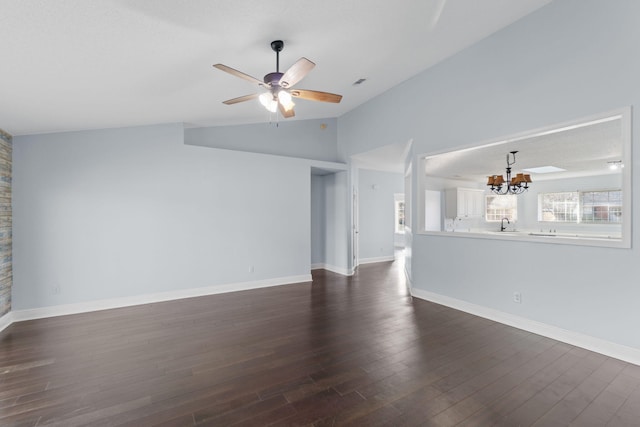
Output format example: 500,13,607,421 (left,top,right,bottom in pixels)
538,189,622,224
415,107,631,248
581,189,622,223
485,194,518,223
